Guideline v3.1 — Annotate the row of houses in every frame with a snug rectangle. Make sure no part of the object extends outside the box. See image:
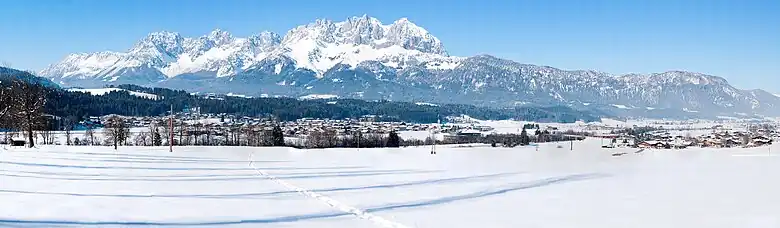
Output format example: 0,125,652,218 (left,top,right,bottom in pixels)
80,113,451,137
602,130,776,149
